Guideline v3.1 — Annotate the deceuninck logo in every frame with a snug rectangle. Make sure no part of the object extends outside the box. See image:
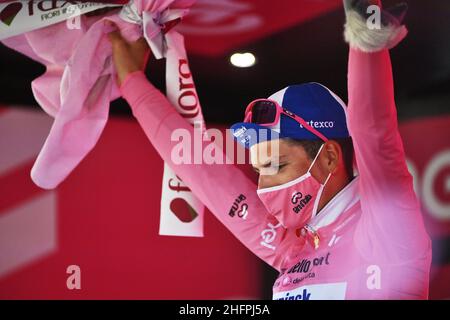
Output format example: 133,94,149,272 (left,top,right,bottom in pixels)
0,2,23,26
